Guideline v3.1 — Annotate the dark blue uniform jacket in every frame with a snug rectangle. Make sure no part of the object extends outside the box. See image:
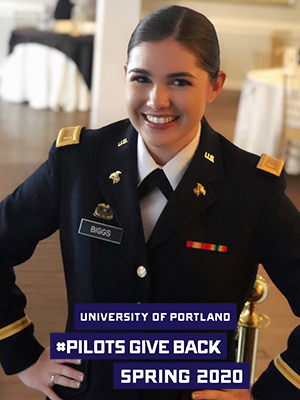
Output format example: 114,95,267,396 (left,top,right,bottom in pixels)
0,118,300,399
